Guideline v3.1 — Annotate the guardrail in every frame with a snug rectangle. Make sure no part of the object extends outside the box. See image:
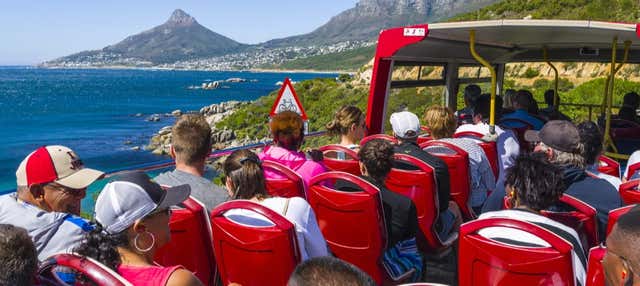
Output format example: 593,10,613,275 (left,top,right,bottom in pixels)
0,130,328,195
